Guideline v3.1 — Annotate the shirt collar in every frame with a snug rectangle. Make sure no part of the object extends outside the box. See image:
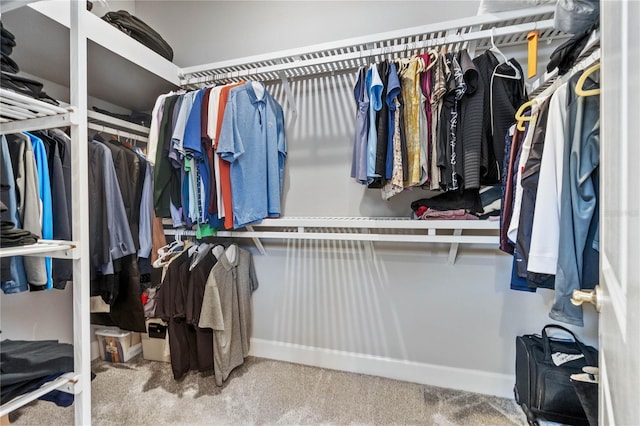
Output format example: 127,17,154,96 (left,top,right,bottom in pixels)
245,81,265,105
219,244,239,271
